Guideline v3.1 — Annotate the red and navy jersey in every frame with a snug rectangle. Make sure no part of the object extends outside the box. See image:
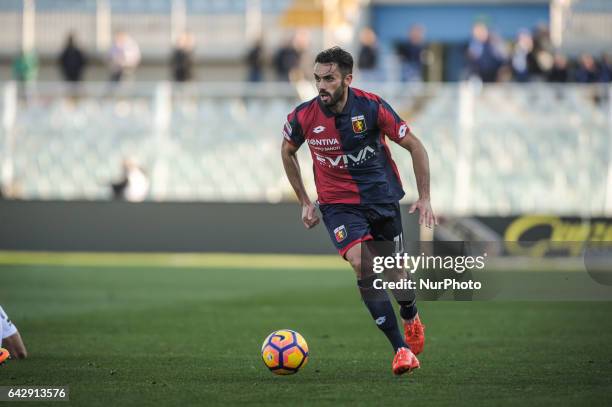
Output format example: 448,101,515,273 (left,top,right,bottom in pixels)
283,87,410,204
